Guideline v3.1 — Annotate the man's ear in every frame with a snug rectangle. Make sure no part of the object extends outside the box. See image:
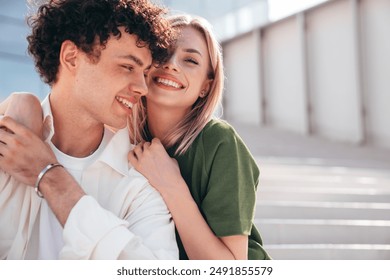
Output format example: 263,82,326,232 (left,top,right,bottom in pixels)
59,40,78,73
200,79,213,98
